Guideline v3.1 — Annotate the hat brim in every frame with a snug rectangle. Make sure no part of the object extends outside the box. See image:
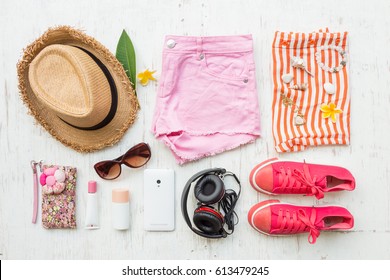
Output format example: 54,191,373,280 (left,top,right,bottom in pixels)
17,26,139,152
